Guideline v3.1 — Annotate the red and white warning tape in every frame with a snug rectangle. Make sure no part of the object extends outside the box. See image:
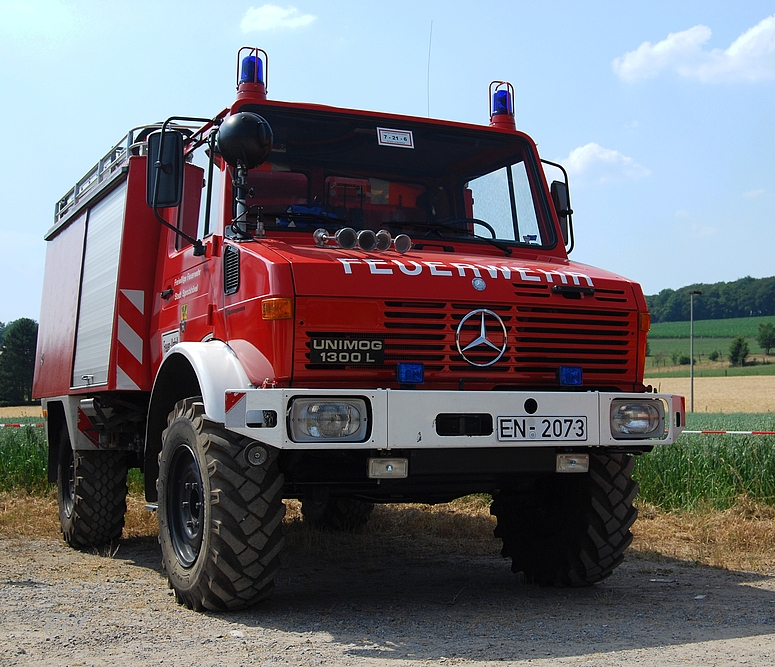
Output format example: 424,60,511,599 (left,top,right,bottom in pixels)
4,423,774,435
683,430,775,435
